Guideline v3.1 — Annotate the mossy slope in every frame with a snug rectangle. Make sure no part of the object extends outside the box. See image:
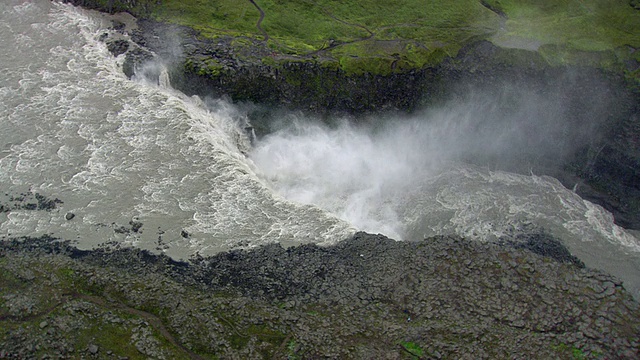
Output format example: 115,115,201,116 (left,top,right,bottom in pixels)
148,0,640,74
76,0,640,75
